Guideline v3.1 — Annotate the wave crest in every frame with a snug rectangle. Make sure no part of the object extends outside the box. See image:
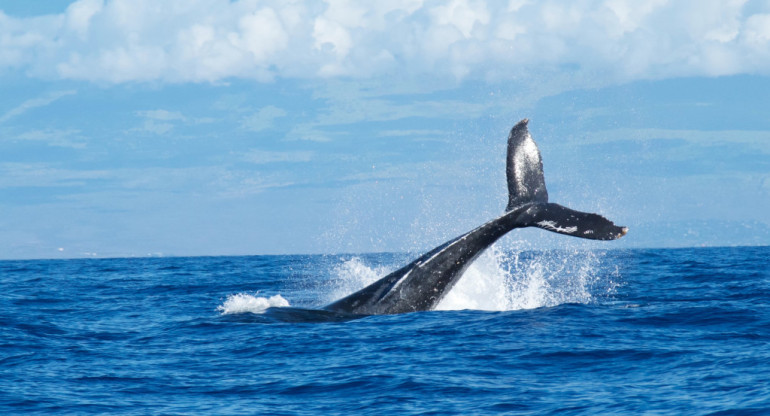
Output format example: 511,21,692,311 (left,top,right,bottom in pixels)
217,293,290,315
